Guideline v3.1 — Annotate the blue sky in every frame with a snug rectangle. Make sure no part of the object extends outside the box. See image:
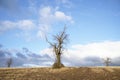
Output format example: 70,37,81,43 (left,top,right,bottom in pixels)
0,0,120,67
